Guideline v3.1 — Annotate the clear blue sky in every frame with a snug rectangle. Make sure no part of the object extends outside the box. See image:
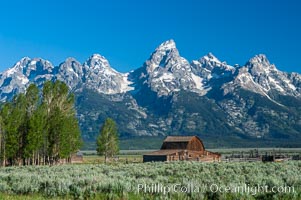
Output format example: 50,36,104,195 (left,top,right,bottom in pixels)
0,0,300,73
